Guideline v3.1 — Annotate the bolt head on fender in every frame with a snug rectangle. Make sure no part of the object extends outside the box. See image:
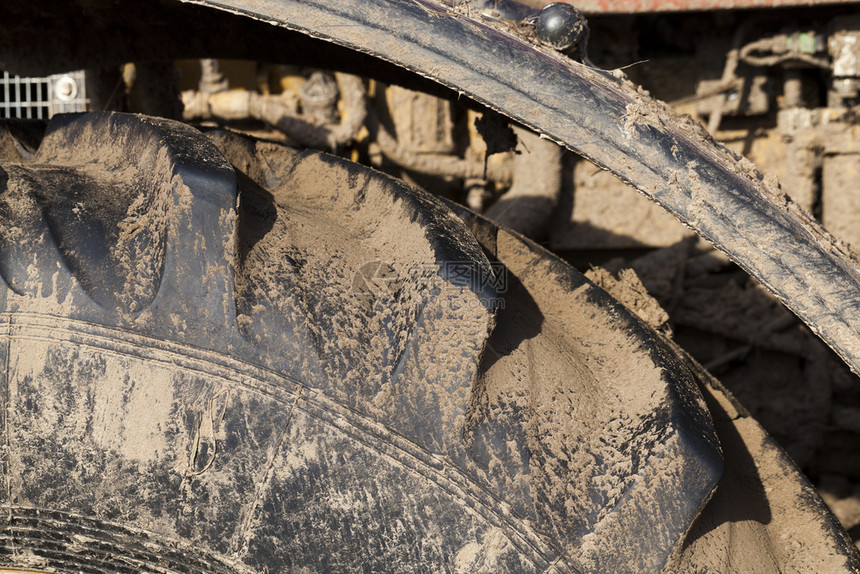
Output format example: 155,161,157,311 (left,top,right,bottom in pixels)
536,3,587,51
